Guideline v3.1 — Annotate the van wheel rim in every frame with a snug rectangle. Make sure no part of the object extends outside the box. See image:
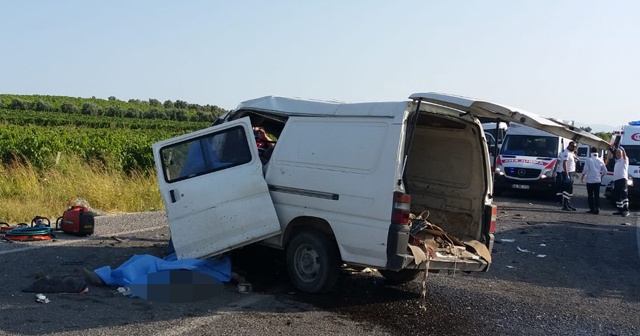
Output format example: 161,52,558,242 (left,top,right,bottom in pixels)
294,243,320,283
